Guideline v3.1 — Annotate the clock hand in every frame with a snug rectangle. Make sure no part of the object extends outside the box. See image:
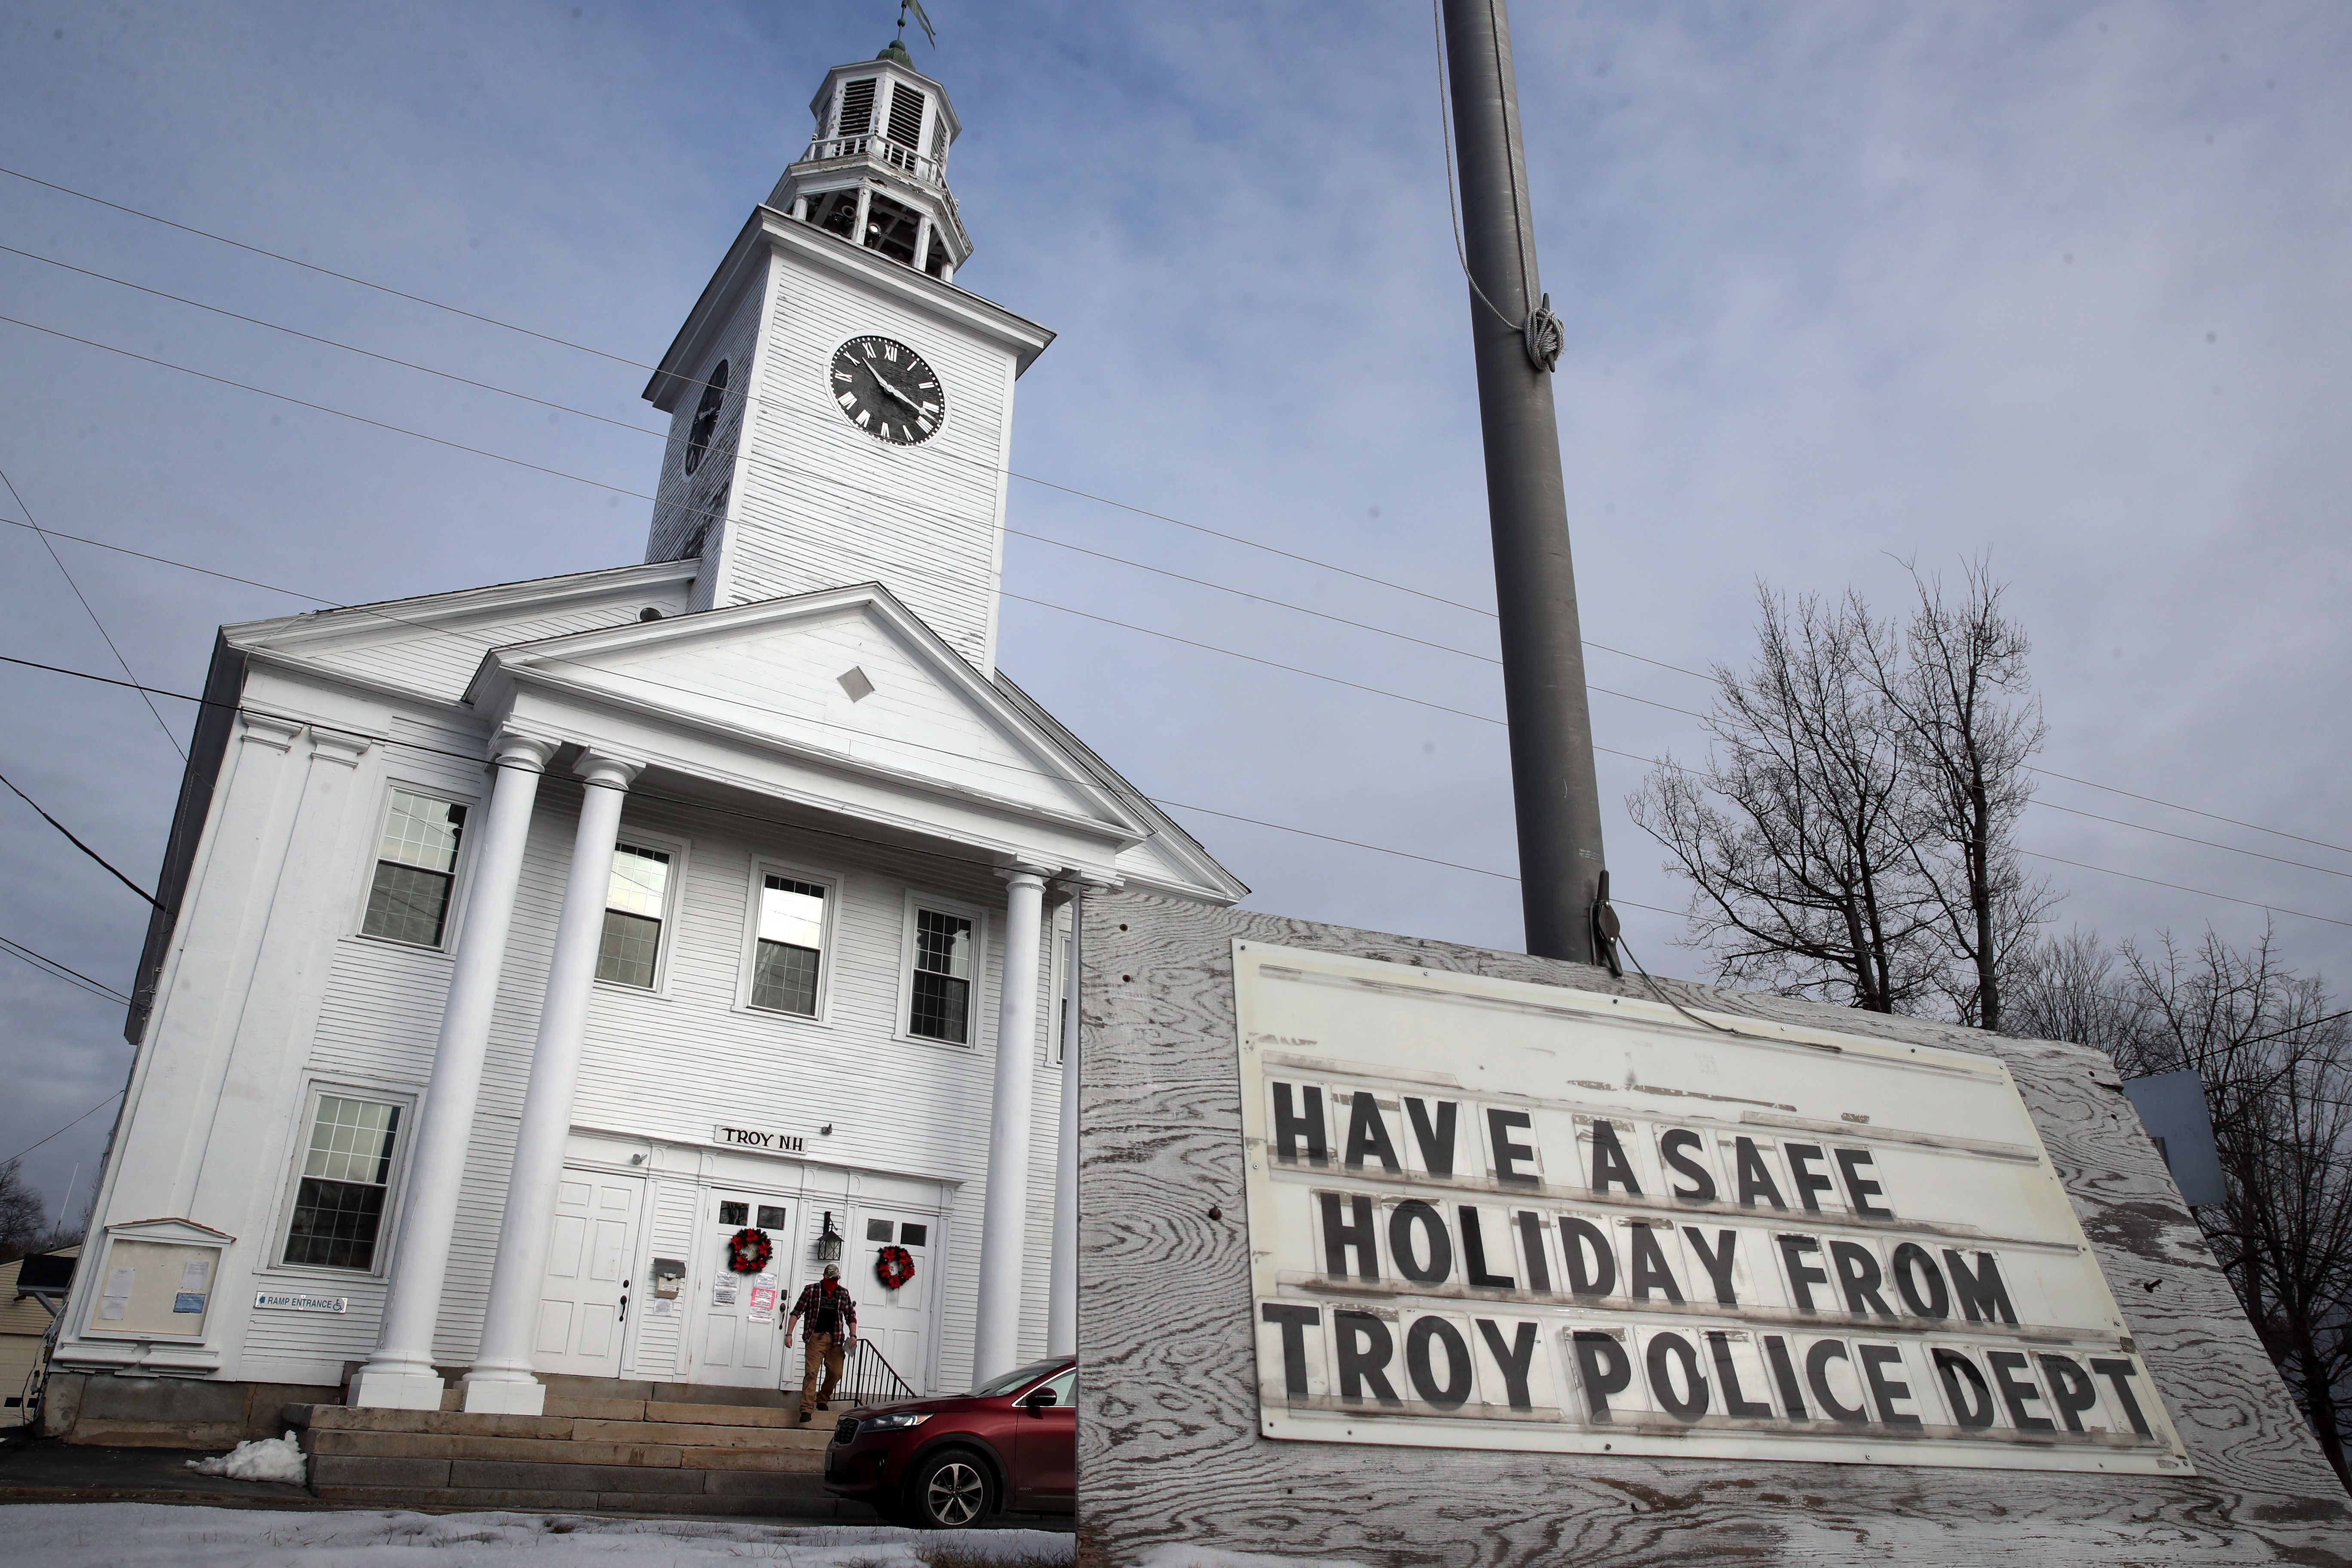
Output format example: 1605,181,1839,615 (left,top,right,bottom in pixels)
871,373,925,415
